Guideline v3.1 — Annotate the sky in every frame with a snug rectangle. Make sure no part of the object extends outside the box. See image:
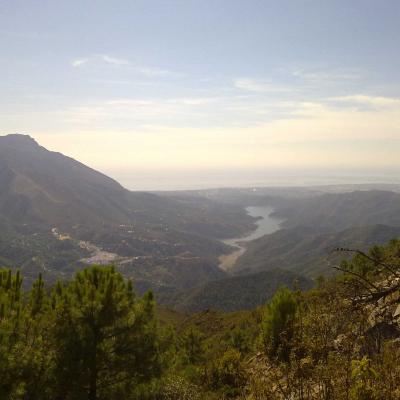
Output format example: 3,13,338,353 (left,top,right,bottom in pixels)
1,0,400,188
